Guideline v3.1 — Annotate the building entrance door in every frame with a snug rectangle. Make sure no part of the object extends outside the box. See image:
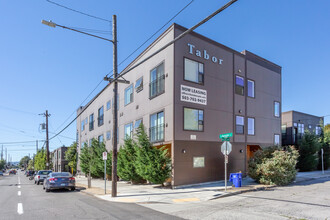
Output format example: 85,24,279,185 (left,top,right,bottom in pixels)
247,145,262,161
